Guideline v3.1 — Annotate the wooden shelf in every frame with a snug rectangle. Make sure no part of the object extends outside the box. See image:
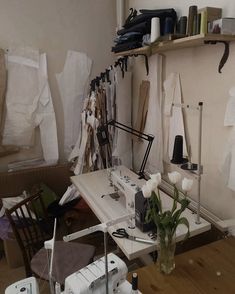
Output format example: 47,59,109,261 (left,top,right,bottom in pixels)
115,34,235,57
114,45,151,57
